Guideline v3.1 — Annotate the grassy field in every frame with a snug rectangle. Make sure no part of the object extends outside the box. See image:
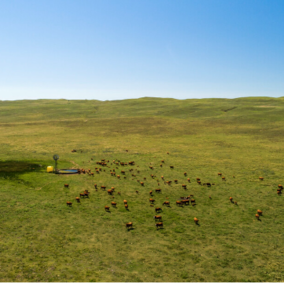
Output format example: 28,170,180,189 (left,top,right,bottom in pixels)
0,97,284,282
